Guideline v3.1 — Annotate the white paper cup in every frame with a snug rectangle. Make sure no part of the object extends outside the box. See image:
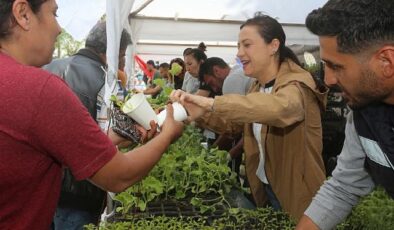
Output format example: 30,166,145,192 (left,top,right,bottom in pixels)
122,93,158,130
157,102,188,127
